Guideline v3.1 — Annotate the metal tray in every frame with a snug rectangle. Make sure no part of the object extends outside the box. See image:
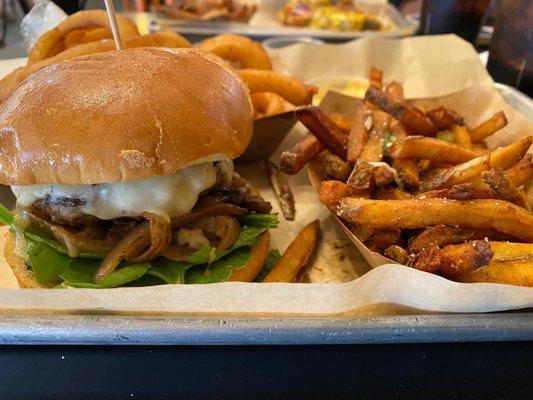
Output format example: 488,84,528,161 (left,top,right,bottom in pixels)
0,84,531,345
151,1,418,40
